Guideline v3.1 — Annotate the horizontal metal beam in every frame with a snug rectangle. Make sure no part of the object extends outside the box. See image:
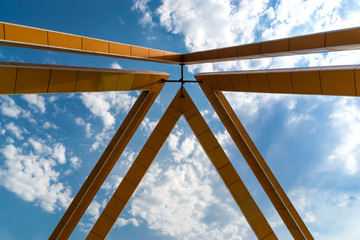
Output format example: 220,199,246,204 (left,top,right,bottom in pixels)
0,61,169,94
183,27,360,64
2,22,360,65
0,22,182,64
196,65,360,96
